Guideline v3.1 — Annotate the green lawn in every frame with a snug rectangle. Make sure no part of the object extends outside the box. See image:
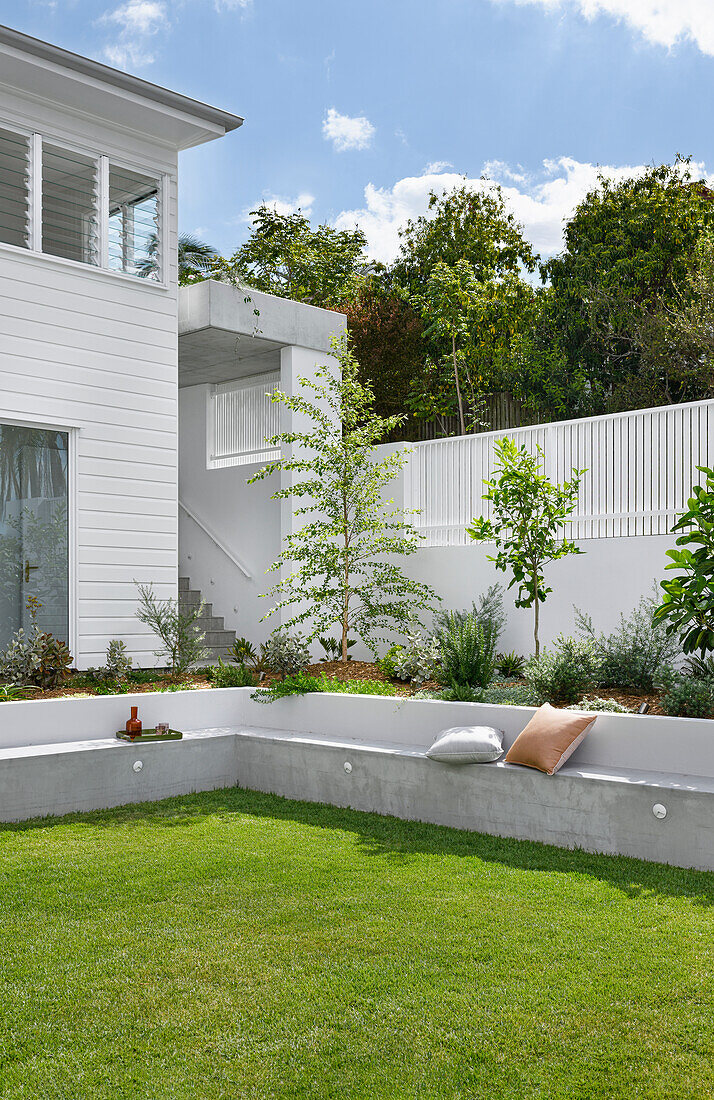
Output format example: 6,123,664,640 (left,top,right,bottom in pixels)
1,791,713,1099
